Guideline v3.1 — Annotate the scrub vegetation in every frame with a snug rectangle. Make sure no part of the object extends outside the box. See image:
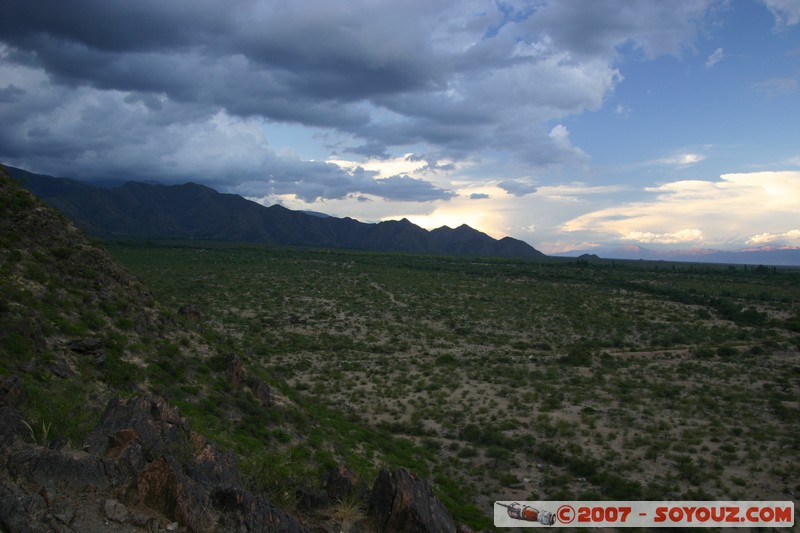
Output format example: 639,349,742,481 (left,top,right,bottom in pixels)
105,240,800,525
